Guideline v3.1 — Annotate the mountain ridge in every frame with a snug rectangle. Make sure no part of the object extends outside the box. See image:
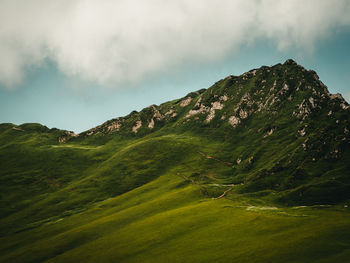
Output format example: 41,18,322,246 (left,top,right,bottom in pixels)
1,59,350,262
1,59,349,206
54,59,349,141
2,59,348,140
